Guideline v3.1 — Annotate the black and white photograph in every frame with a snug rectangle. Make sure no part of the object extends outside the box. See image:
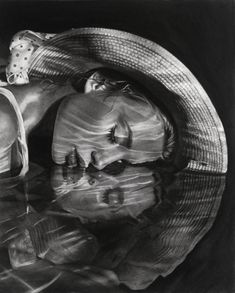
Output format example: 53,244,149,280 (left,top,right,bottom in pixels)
0,0,233,292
